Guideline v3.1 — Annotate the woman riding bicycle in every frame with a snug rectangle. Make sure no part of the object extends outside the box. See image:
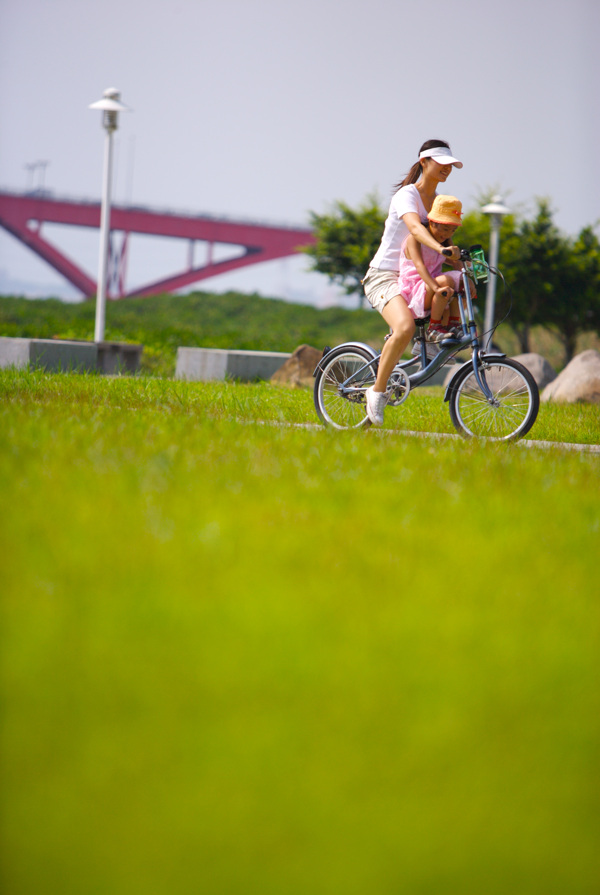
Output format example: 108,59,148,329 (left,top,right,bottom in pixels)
362,138,463,426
